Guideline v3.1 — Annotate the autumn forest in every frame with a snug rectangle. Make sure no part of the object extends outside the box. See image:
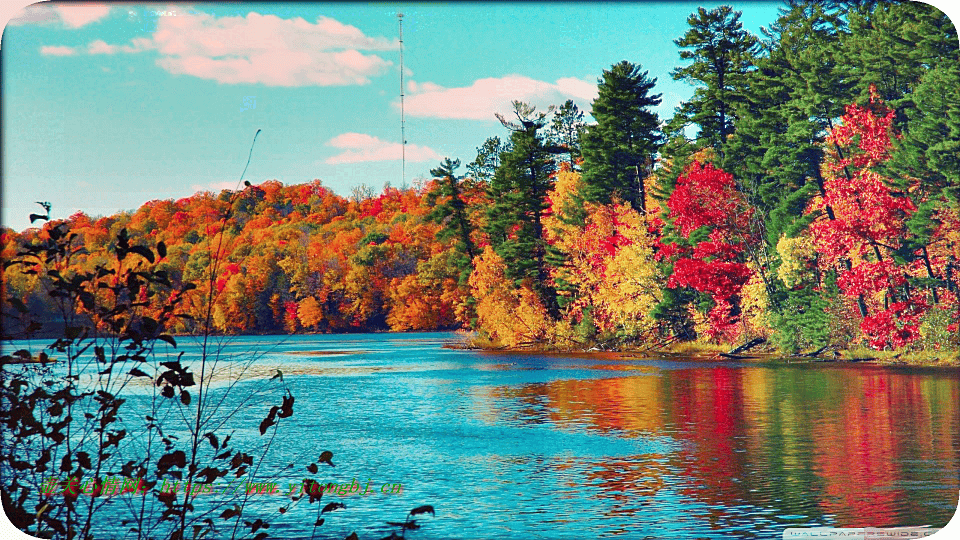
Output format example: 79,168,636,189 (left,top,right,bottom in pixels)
3,1,959,359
